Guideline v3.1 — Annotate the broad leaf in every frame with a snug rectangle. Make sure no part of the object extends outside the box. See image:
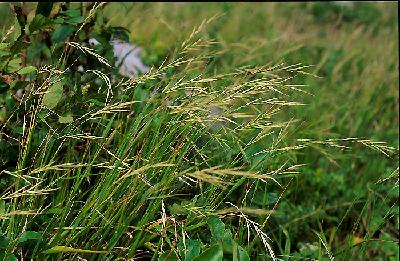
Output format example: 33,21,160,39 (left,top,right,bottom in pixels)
51,25,76,43
18,66,36,75
193,244,223,261
207,216,225,241
42,82,63,109
6,58,22,73
13,17,21,41
0,229,10,249
63,9,81,18
29,14,52,33
186,239,201,261
222,229,250,261
0,253,17,261
235,245,250,261
27,41,46,62
66,16,84,24
17,231,42,243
